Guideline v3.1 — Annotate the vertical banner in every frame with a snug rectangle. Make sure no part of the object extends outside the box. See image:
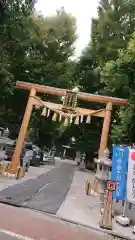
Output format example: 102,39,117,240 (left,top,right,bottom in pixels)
127,149,135,204
111,145,129,200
